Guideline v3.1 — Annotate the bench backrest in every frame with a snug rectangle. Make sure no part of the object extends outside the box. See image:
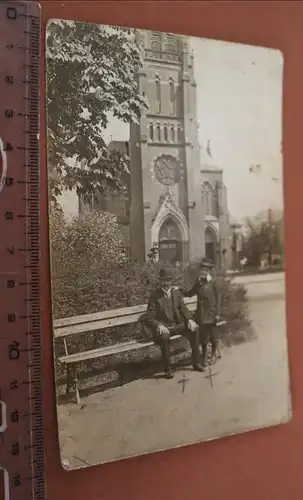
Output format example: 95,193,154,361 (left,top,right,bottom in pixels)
53,297,198,339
